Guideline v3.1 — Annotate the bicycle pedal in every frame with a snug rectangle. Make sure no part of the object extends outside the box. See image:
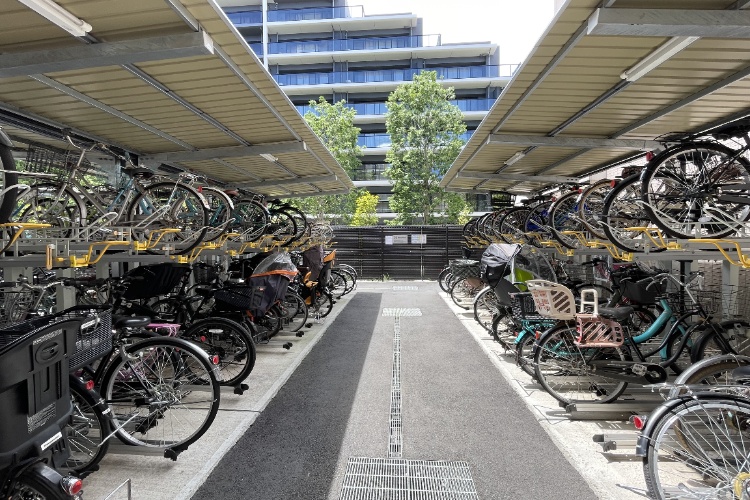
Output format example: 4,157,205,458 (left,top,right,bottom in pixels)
296,331,305,337
283,342,292,349
305,323,313,328
233,386,245,396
